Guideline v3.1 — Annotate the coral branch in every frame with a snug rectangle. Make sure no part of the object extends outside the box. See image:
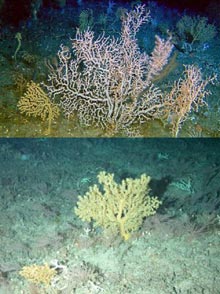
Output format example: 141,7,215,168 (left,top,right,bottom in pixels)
165,65,216,137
